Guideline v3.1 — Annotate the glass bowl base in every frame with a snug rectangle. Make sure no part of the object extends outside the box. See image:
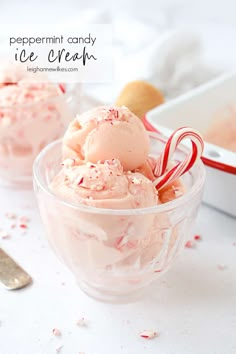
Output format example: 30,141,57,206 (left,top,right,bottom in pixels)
78,280,146,303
